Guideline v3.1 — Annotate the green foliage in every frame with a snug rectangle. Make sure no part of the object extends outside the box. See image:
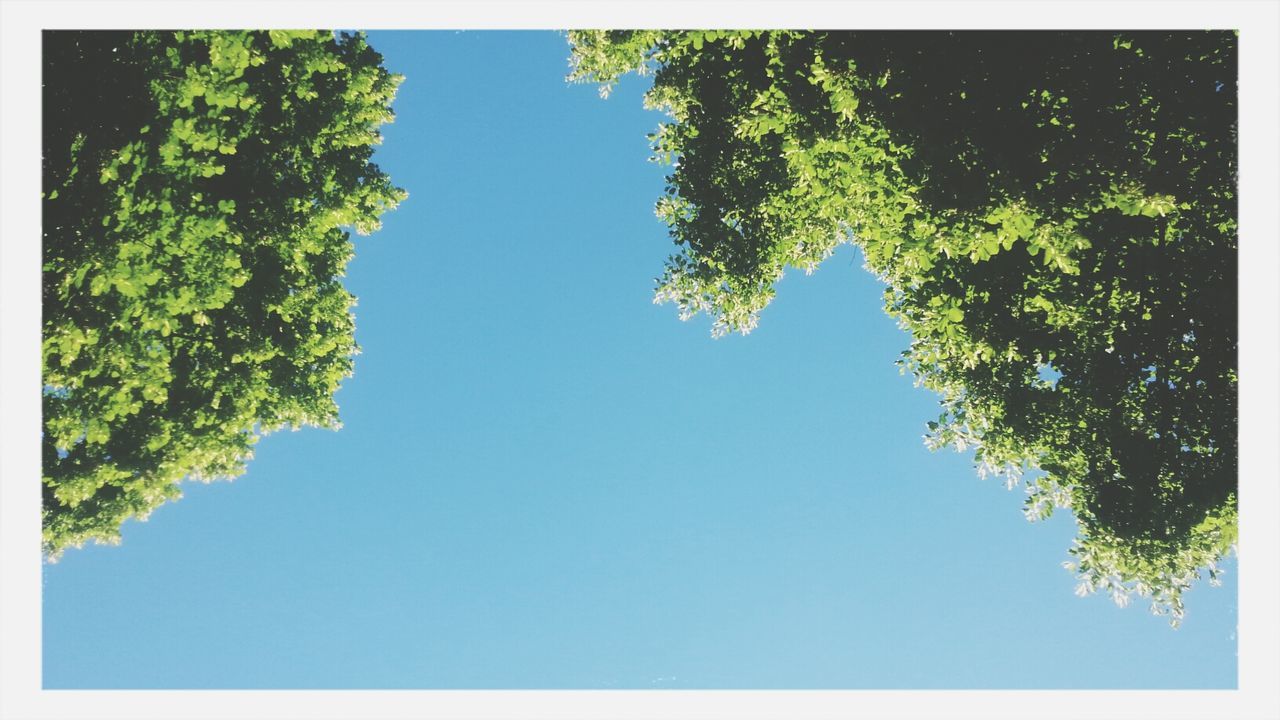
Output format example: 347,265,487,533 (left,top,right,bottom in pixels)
569,30,1237,623
42,30,405,557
